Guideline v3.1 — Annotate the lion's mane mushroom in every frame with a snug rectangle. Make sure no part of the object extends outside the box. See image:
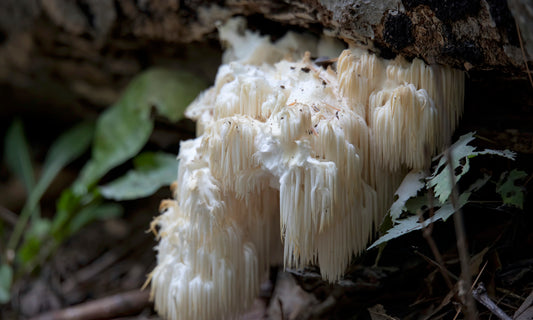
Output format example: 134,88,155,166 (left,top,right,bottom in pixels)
150,18,464,320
